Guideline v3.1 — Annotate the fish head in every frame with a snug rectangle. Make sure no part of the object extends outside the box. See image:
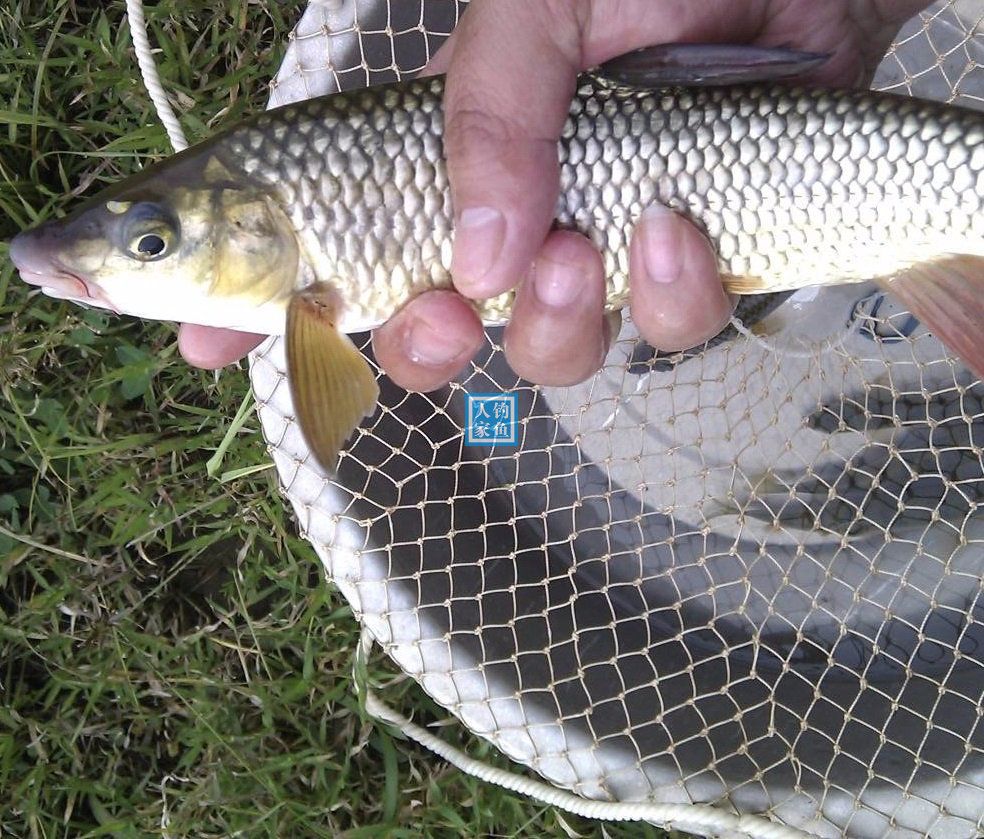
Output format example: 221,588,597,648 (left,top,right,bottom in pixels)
9,155,299,331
